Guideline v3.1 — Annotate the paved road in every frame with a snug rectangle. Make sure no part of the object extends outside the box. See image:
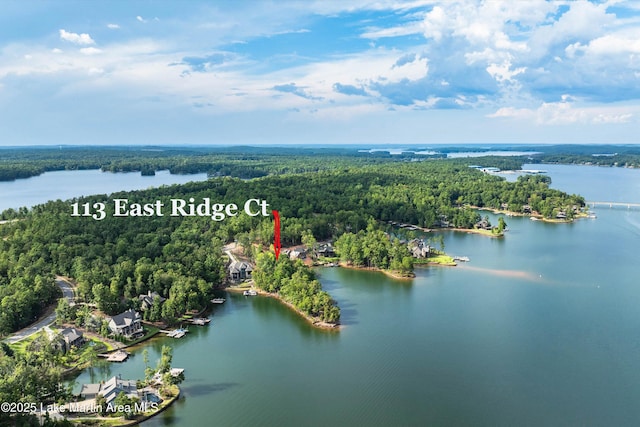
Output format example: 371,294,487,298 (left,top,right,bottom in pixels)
3,277,74,344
